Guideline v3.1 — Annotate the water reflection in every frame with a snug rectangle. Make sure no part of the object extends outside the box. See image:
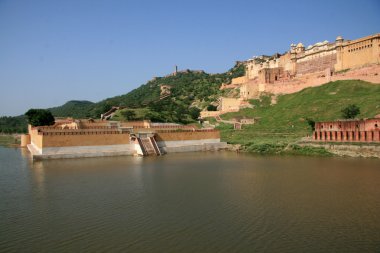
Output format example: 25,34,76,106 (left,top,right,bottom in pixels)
31,161,46,199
